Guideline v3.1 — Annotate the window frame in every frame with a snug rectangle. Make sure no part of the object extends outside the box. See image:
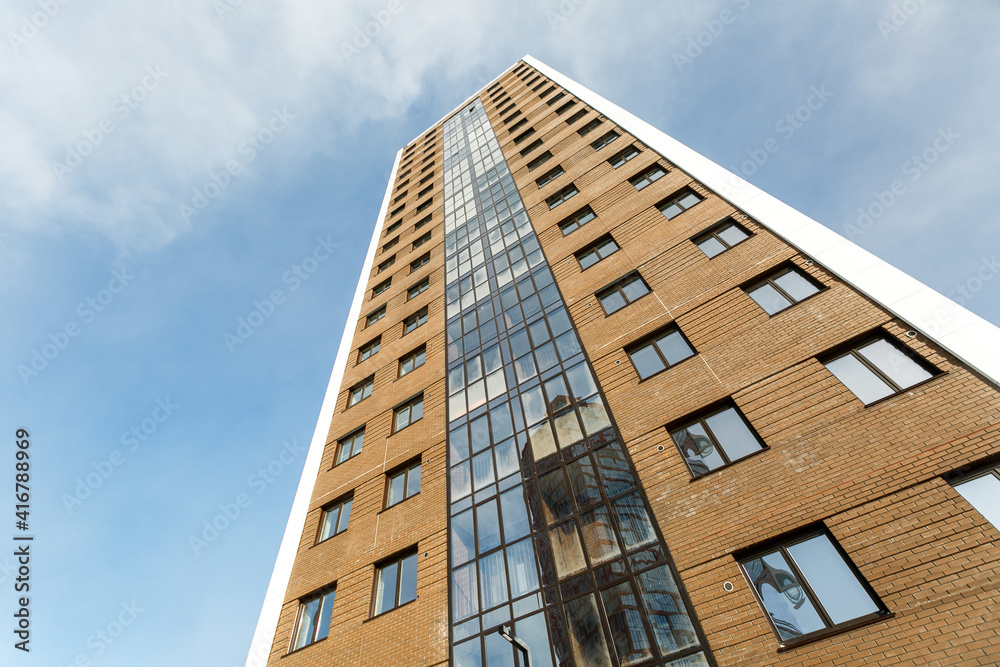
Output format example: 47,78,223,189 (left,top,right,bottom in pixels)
574,234,620,270
526,151,553,172
398,345,427,378
409,252,431,273
667,401,766,478
626,324,696,380
596,271,652,315
392,393,424,433
535,165,565,188
357,337,381,364
415,197,433,213
554,99,576,115
692,218,753,258
288,586,336,652
512,128,536,145
316,493,353,543
365,305,386,327
520,138,544,157
333,427,365,467
381,236,399,253
657,189,703,220
629,164,668,190
384,459,421,509
744,265,824,316
371,548,419,617
506,117,528,134
565,108,589,125
608,145,641,168
558,205,596,236
347,376,374,408
407,276,430,301
403,306,429,334
384,220,402,236
949,460,1000,531
737,526,890,649
577,118,602,136
590,130,620,151
376,255,395,274
546,184,579,210
371,277,392,298
821,333,939,406
412,231,432,250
